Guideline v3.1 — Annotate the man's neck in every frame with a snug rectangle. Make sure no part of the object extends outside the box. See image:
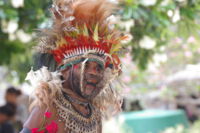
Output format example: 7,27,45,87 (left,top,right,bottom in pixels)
62,89,90,103
62,89,92,117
